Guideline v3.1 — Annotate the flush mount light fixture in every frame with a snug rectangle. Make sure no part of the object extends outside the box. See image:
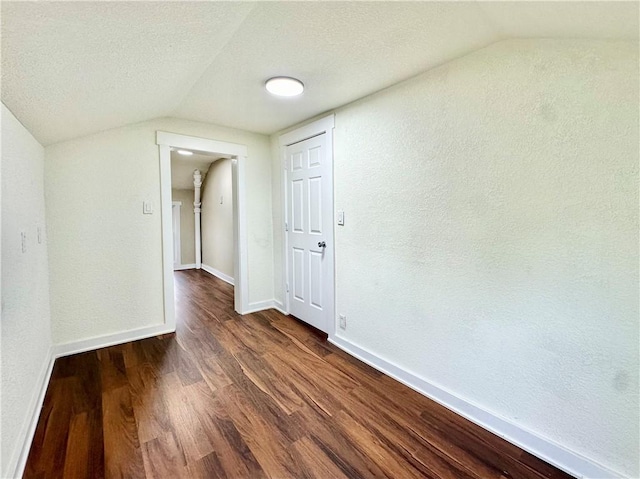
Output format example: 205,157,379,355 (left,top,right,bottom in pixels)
176,149,193,156
265,76,304,97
